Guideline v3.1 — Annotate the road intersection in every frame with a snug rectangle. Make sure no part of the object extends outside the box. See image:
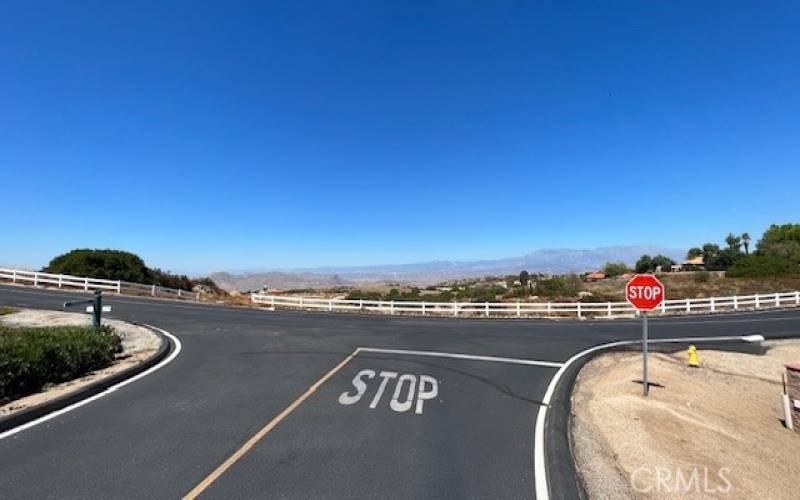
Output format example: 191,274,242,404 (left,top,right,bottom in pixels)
1,284,798,499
